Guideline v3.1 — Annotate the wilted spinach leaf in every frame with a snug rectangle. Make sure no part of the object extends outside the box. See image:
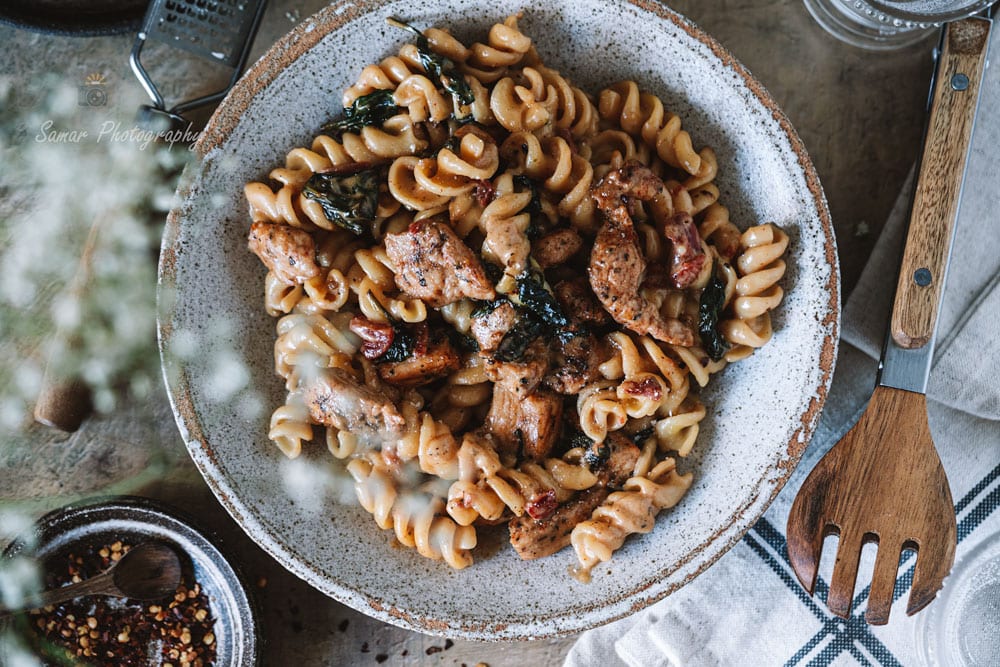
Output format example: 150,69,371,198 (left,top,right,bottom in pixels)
494,315,543,363
513,174,544,239
517,271,568,329
388,17,475,107
698,269,730,362
379,326,416,363
322,90,399,137
301,168,380,236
